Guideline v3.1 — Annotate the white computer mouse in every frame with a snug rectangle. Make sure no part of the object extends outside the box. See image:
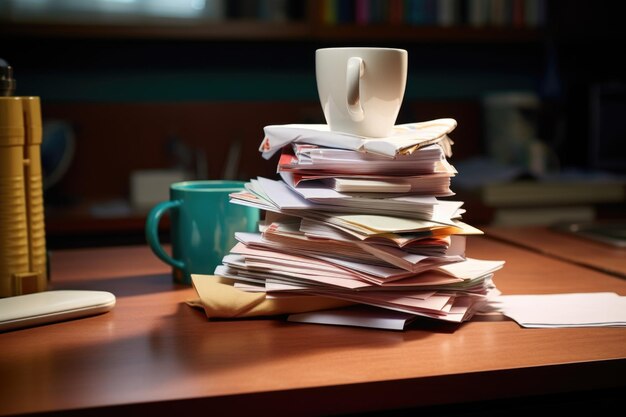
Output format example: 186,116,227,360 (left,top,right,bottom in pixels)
0,290,116,332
